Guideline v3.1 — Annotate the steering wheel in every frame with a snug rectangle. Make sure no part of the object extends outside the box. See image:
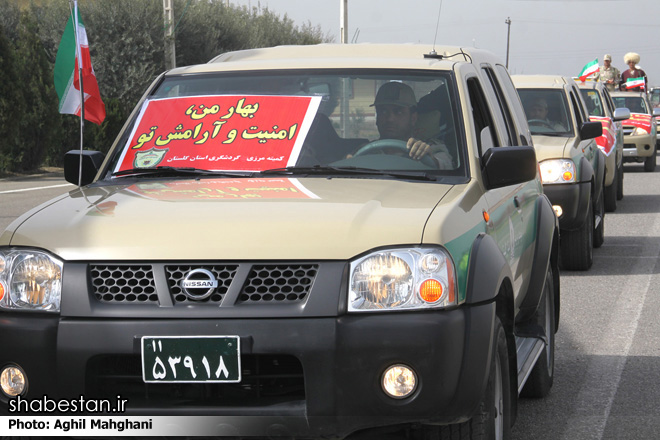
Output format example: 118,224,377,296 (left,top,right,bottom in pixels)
352,139,437,168
528,119,554,129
